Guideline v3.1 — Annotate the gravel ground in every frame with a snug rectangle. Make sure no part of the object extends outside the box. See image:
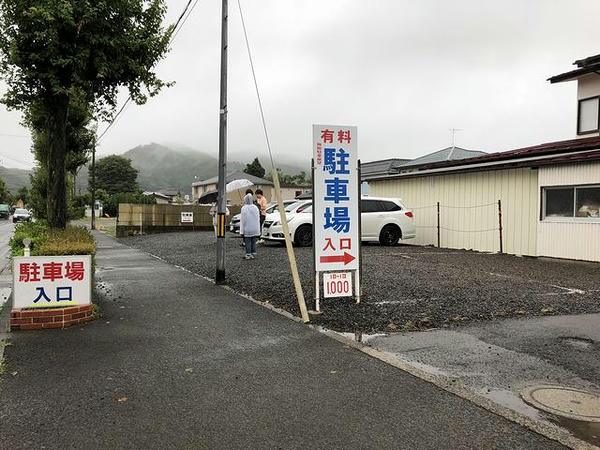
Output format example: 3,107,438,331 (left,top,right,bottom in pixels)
122,231,600,333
